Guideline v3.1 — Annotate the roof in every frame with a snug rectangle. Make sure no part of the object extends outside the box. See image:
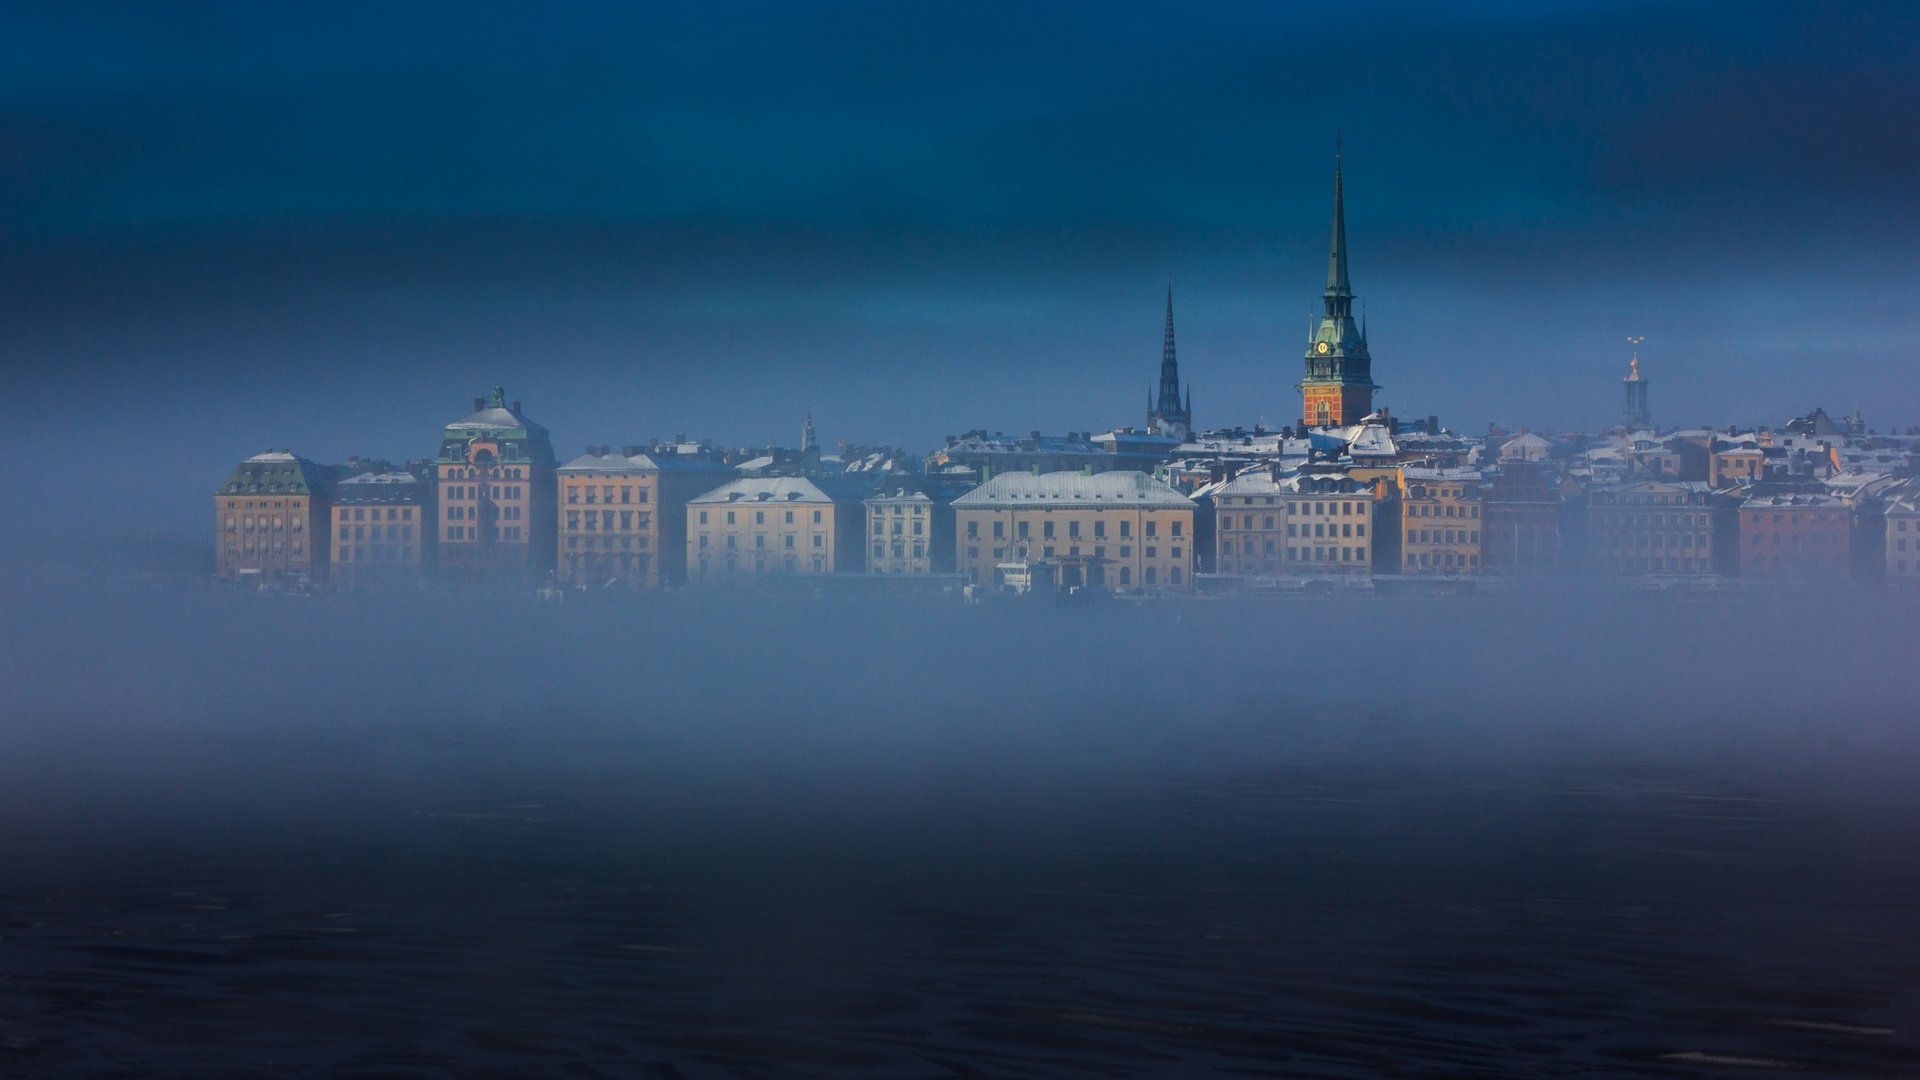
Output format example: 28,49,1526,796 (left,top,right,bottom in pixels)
689,476,863,506
335,471,426,504
952,470,1195,509
217,451,329,497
